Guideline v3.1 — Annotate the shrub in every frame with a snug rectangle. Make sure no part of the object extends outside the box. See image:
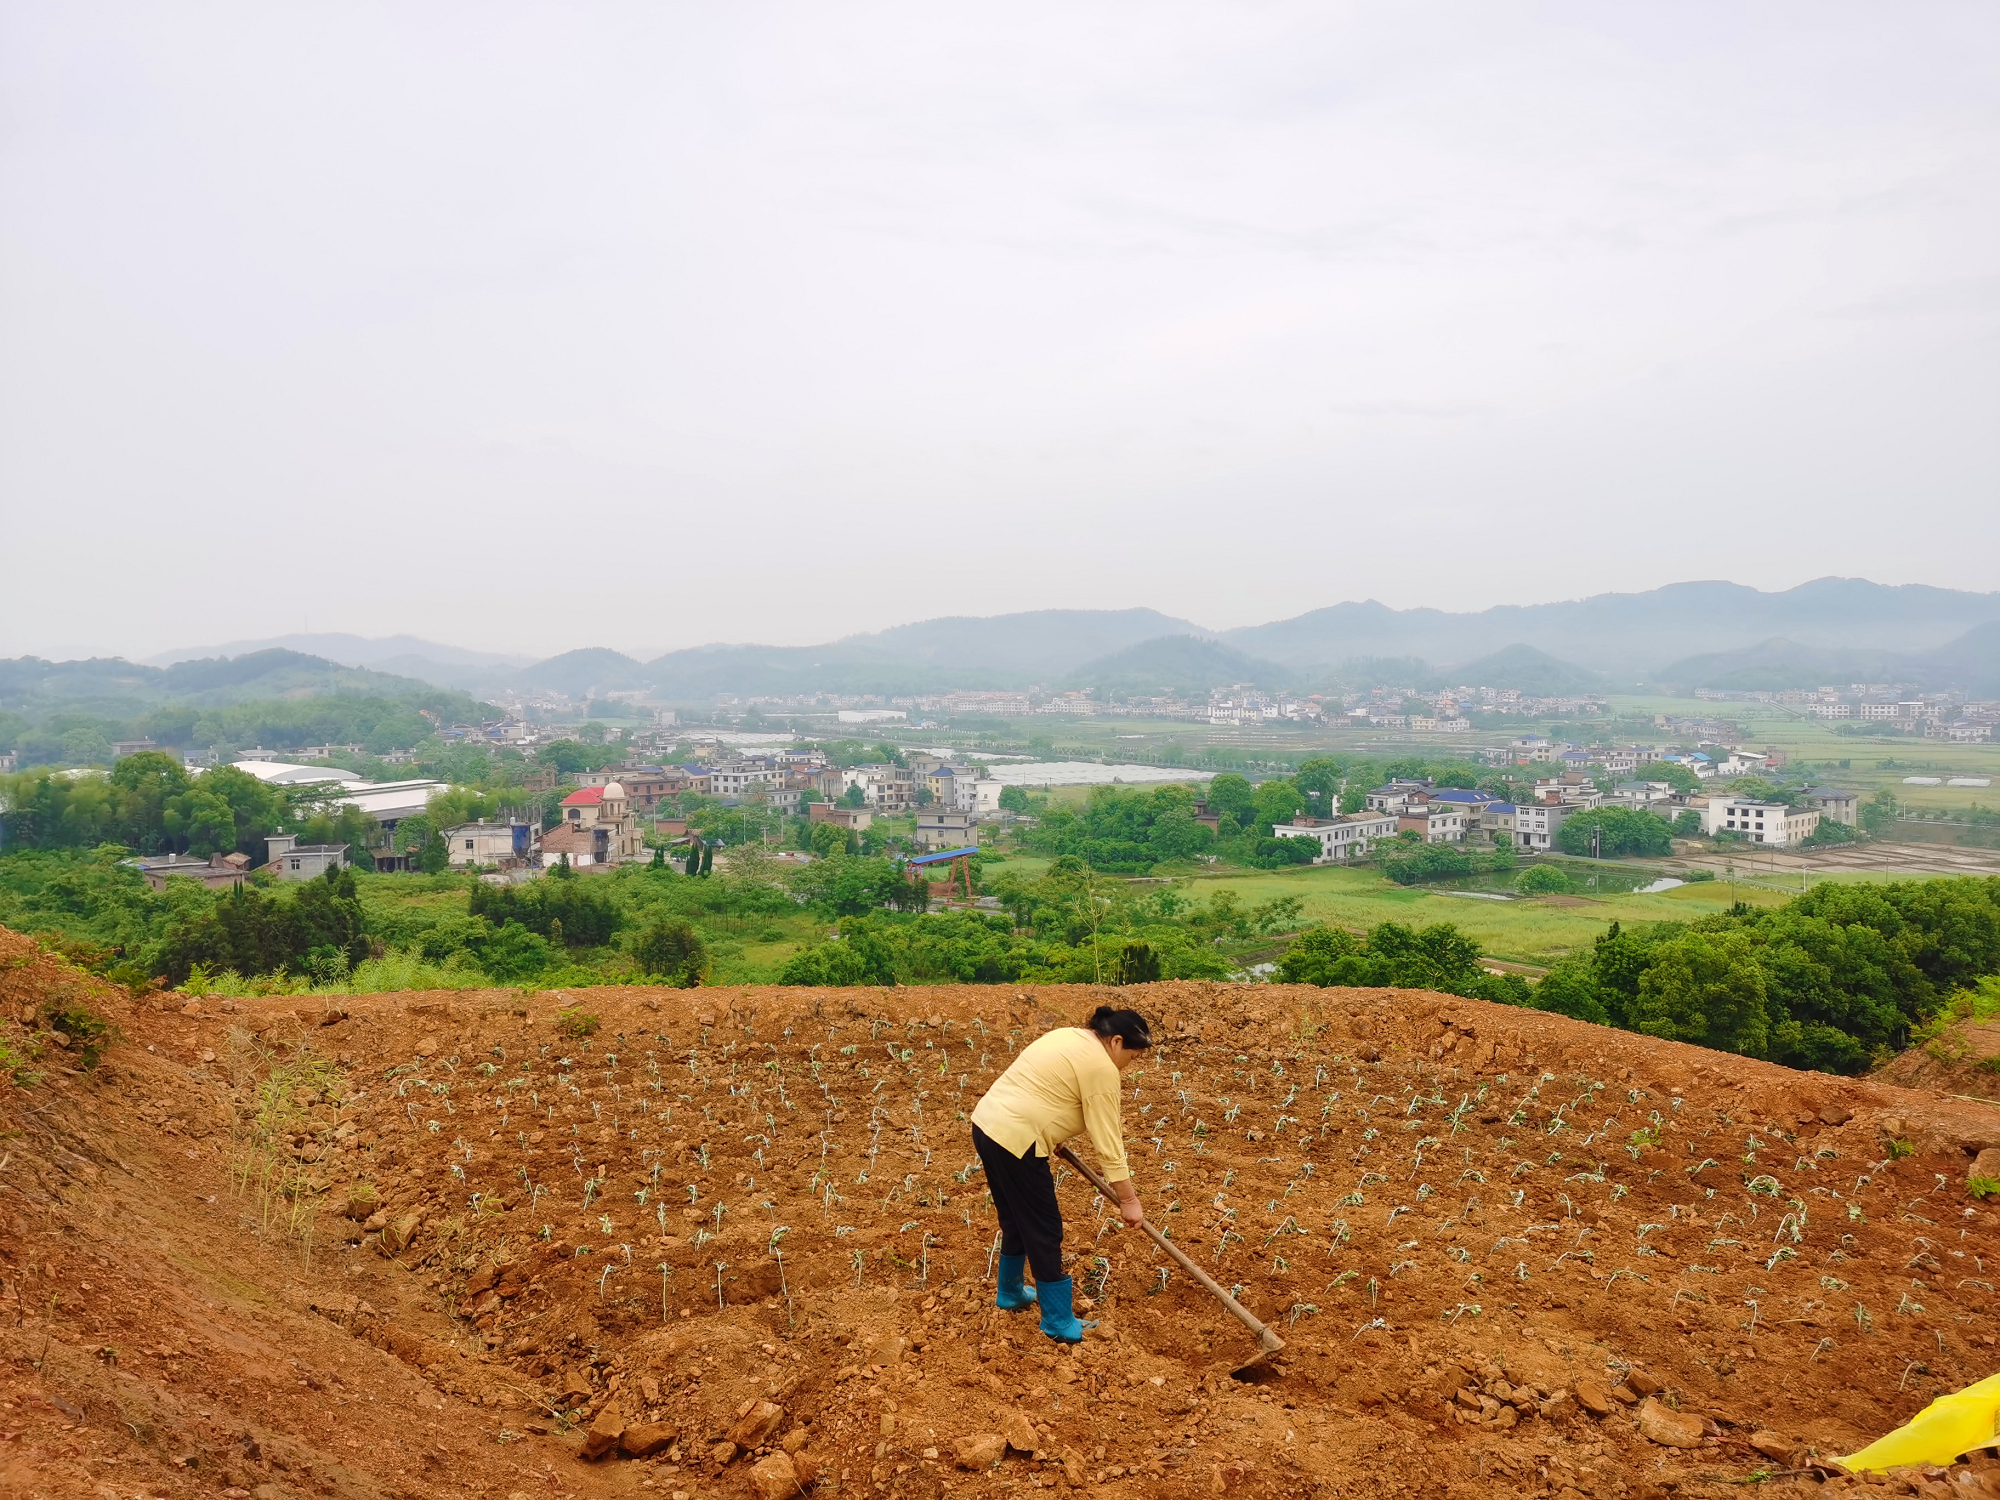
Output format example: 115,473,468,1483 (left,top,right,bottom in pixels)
631,917,709,988
1275,926,1359,986
777,940,872,987
1250,836,1320,869
555,1009,600,1040
1515,864,1572,896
